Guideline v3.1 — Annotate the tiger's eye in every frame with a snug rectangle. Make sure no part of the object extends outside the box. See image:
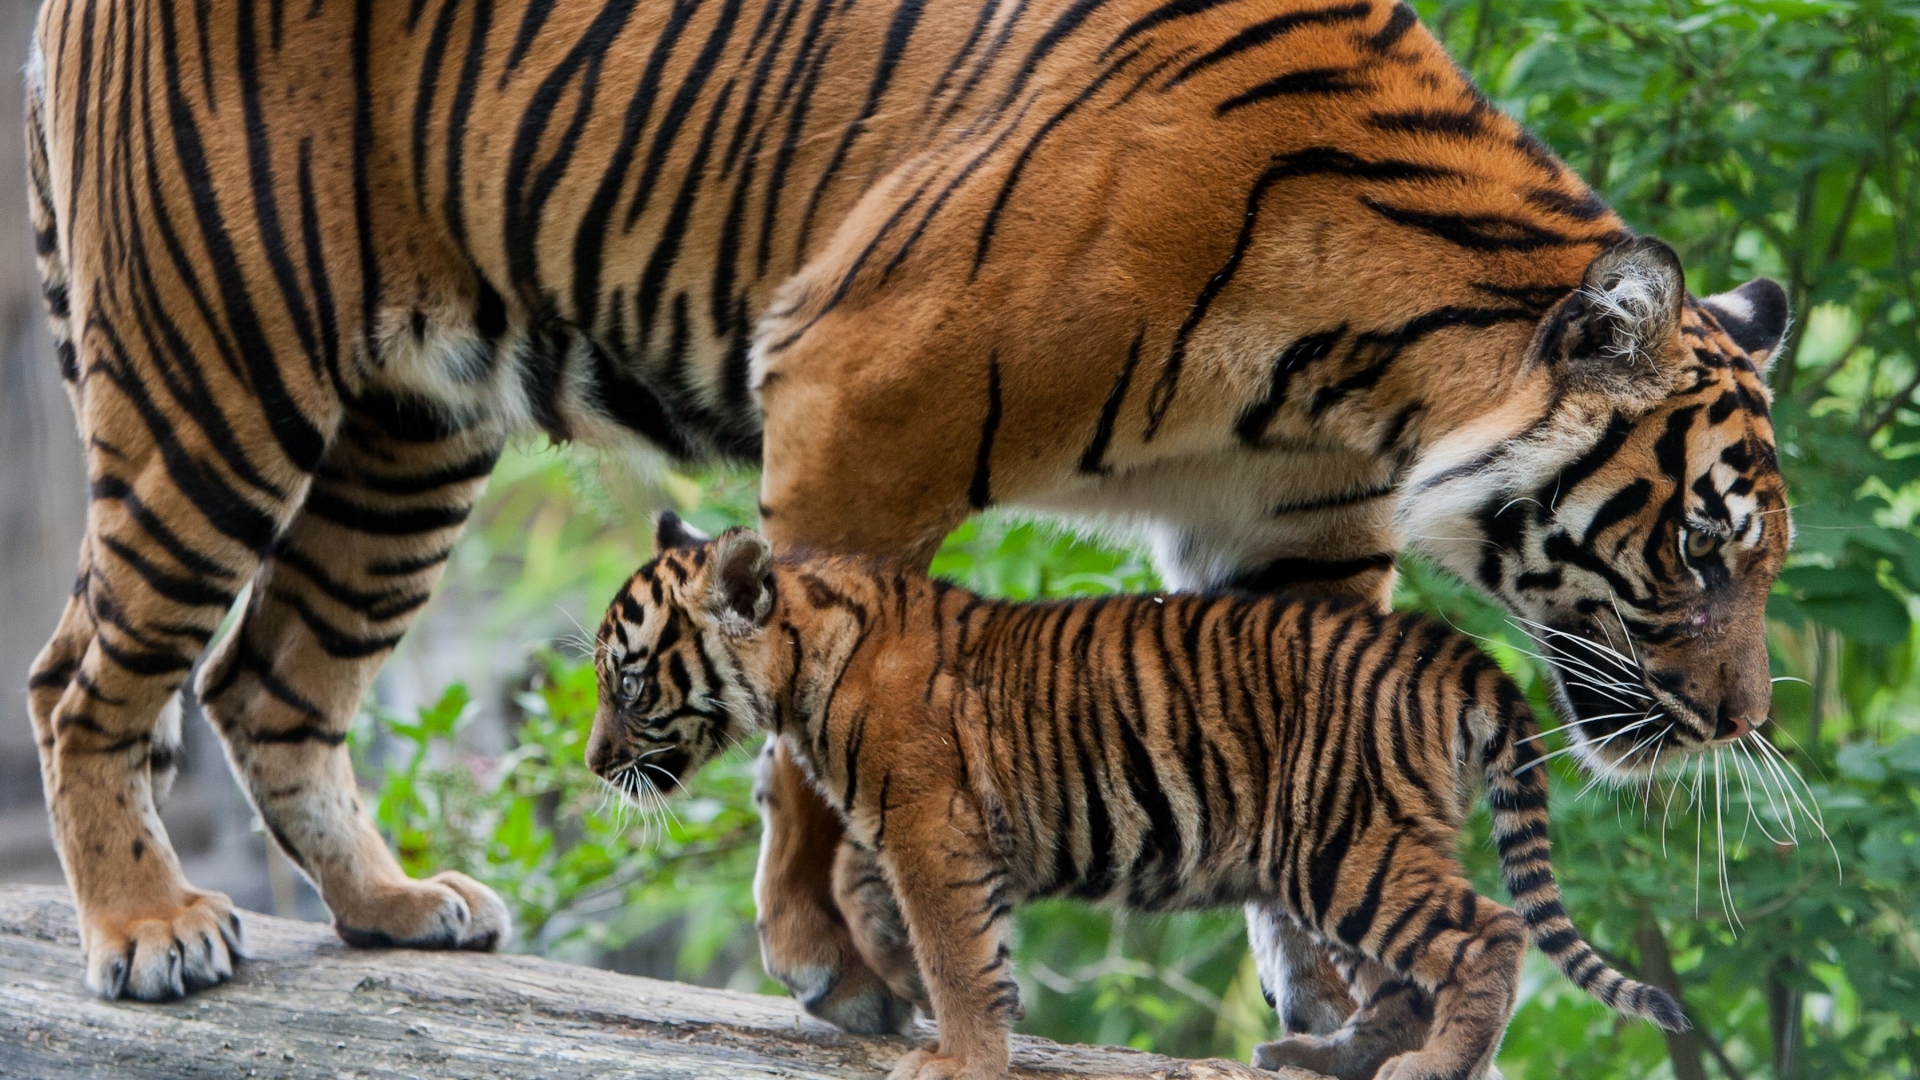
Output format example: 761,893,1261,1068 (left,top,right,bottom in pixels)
620,673,641,703
1685,529,1721,560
